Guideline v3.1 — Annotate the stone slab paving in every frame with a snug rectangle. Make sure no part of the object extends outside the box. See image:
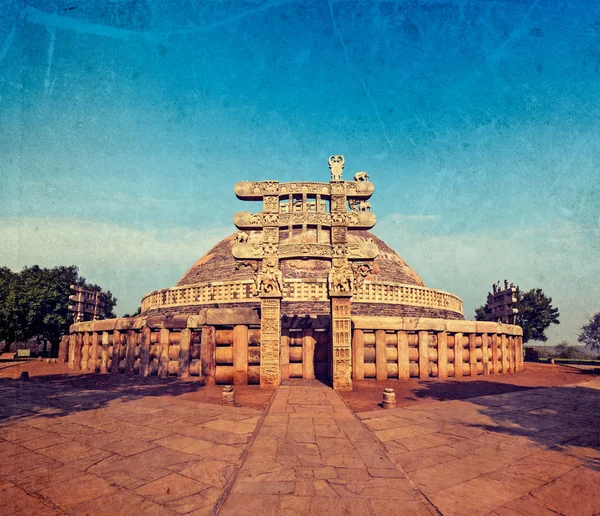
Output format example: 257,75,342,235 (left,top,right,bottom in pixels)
0,378,265,515
219,381,435,516
360,377,600,516
1,372,599,515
